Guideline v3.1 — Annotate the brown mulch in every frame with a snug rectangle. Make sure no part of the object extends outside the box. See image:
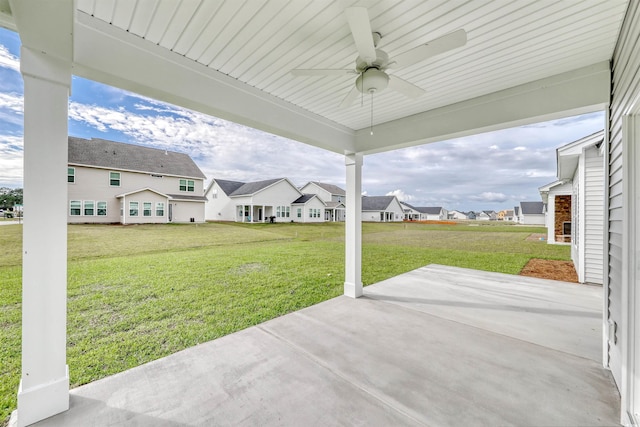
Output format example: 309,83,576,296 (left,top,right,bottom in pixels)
519,258,578,283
